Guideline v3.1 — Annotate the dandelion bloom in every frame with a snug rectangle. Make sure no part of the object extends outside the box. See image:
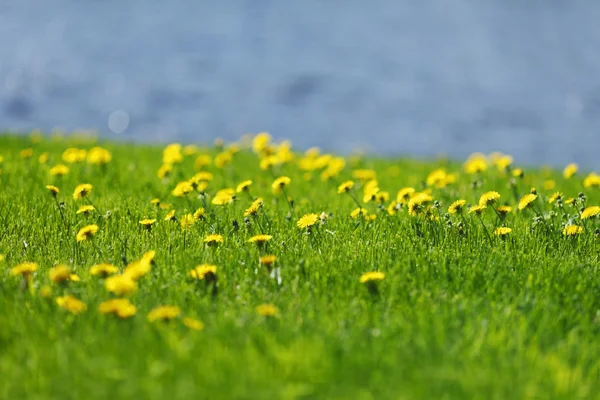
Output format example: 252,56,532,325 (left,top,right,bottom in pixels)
20,148,34,158
150,198,161,206
397,187,415,203
352,169,376,181
193,207,206,220
172,181,194,197
180,213,195,230
147,306,181,322
463,154,487,174
362,180,379,203
139,219,157,229
479,191,500,207
105,274,137,296
256,304,280,318
563,163,578,179
183,317,205,331
448,199,467,214
46,185,59,197
468,205,486,215
87,147,112,165
194,154,212,170
164,210,176,221
90,263,118,277
76,224,99,242
518,194,538,211
157,164,172,179
375,191,390,204
214,151,232,168
584,173,600,188
549,192,562,204
124,259,151,281
236,180,253,193
189,264,217,280
163,143,183,164
56,295,87,314
350,207,368,219
495,155,513,171
496,206,513,216
387,201,399,216
10,262,38,277
212,191,234,205
563,225,583,236
98,298,137,319
204,234,224,245
73,183,93,200
271,176,291,194
252,132,271,154
76,205,95,215
49,164,70,177
426,169,448,187
512,168,524,178
494,227,512,236
297,213,319,229
49,265,72,284
337,181,355,194
62,148,87,163
244,198,263,217
581,206,600,220
407,193,433,216
259,255,277,267
39,285,53,298
359,271,385,283
248,234,272,245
